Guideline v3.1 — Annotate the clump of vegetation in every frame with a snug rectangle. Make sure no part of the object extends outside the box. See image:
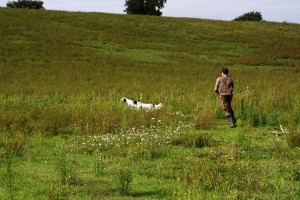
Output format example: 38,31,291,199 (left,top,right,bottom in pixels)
287,132,300,148
1,134,27,158
117,168,133,195
171,133,212,148
6,156,15,200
